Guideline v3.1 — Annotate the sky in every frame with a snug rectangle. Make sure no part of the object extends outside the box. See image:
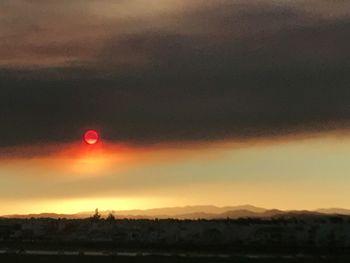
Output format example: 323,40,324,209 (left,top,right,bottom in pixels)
1,0,350,214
